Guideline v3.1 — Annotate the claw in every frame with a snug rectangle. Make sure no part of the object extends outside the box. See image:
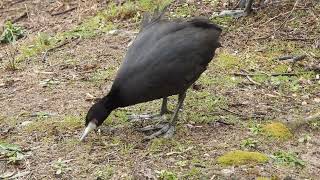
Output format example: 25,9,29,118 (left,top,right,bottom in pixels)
142,124,174,141
163,125,175,138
